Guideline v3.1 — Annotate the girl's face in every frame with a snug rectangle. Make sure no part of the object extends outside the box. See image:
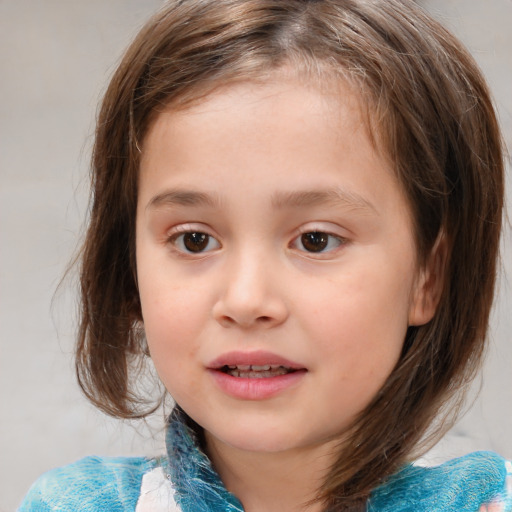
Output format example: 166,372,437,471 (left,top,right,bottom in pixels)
136,77,434,457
